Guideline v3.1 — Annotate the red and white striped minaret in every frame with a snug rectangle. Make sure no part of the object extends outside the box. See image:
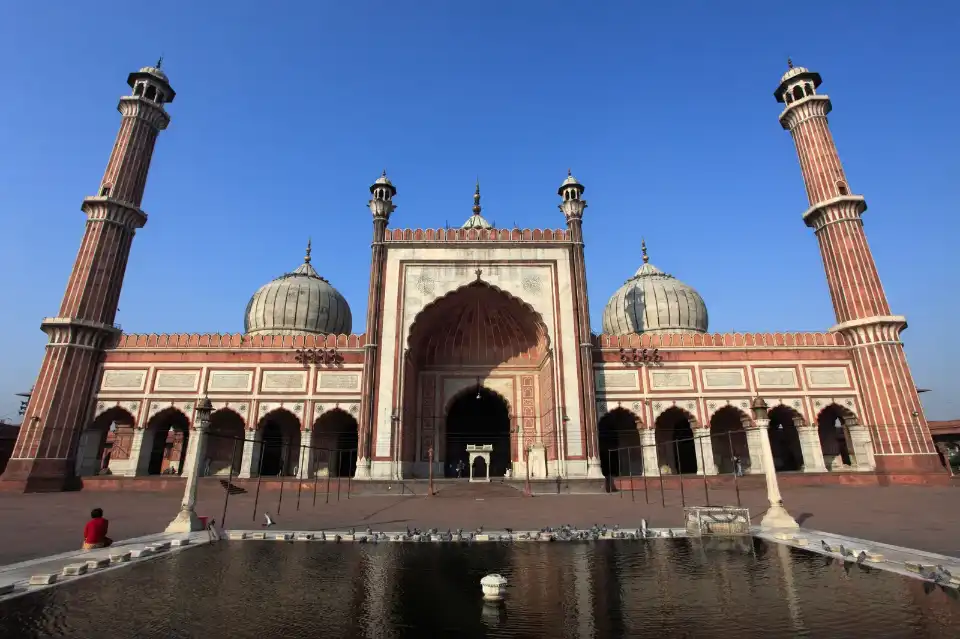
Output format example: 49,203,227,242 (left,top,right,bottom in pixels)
0,62,175,491
775,61,940,473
